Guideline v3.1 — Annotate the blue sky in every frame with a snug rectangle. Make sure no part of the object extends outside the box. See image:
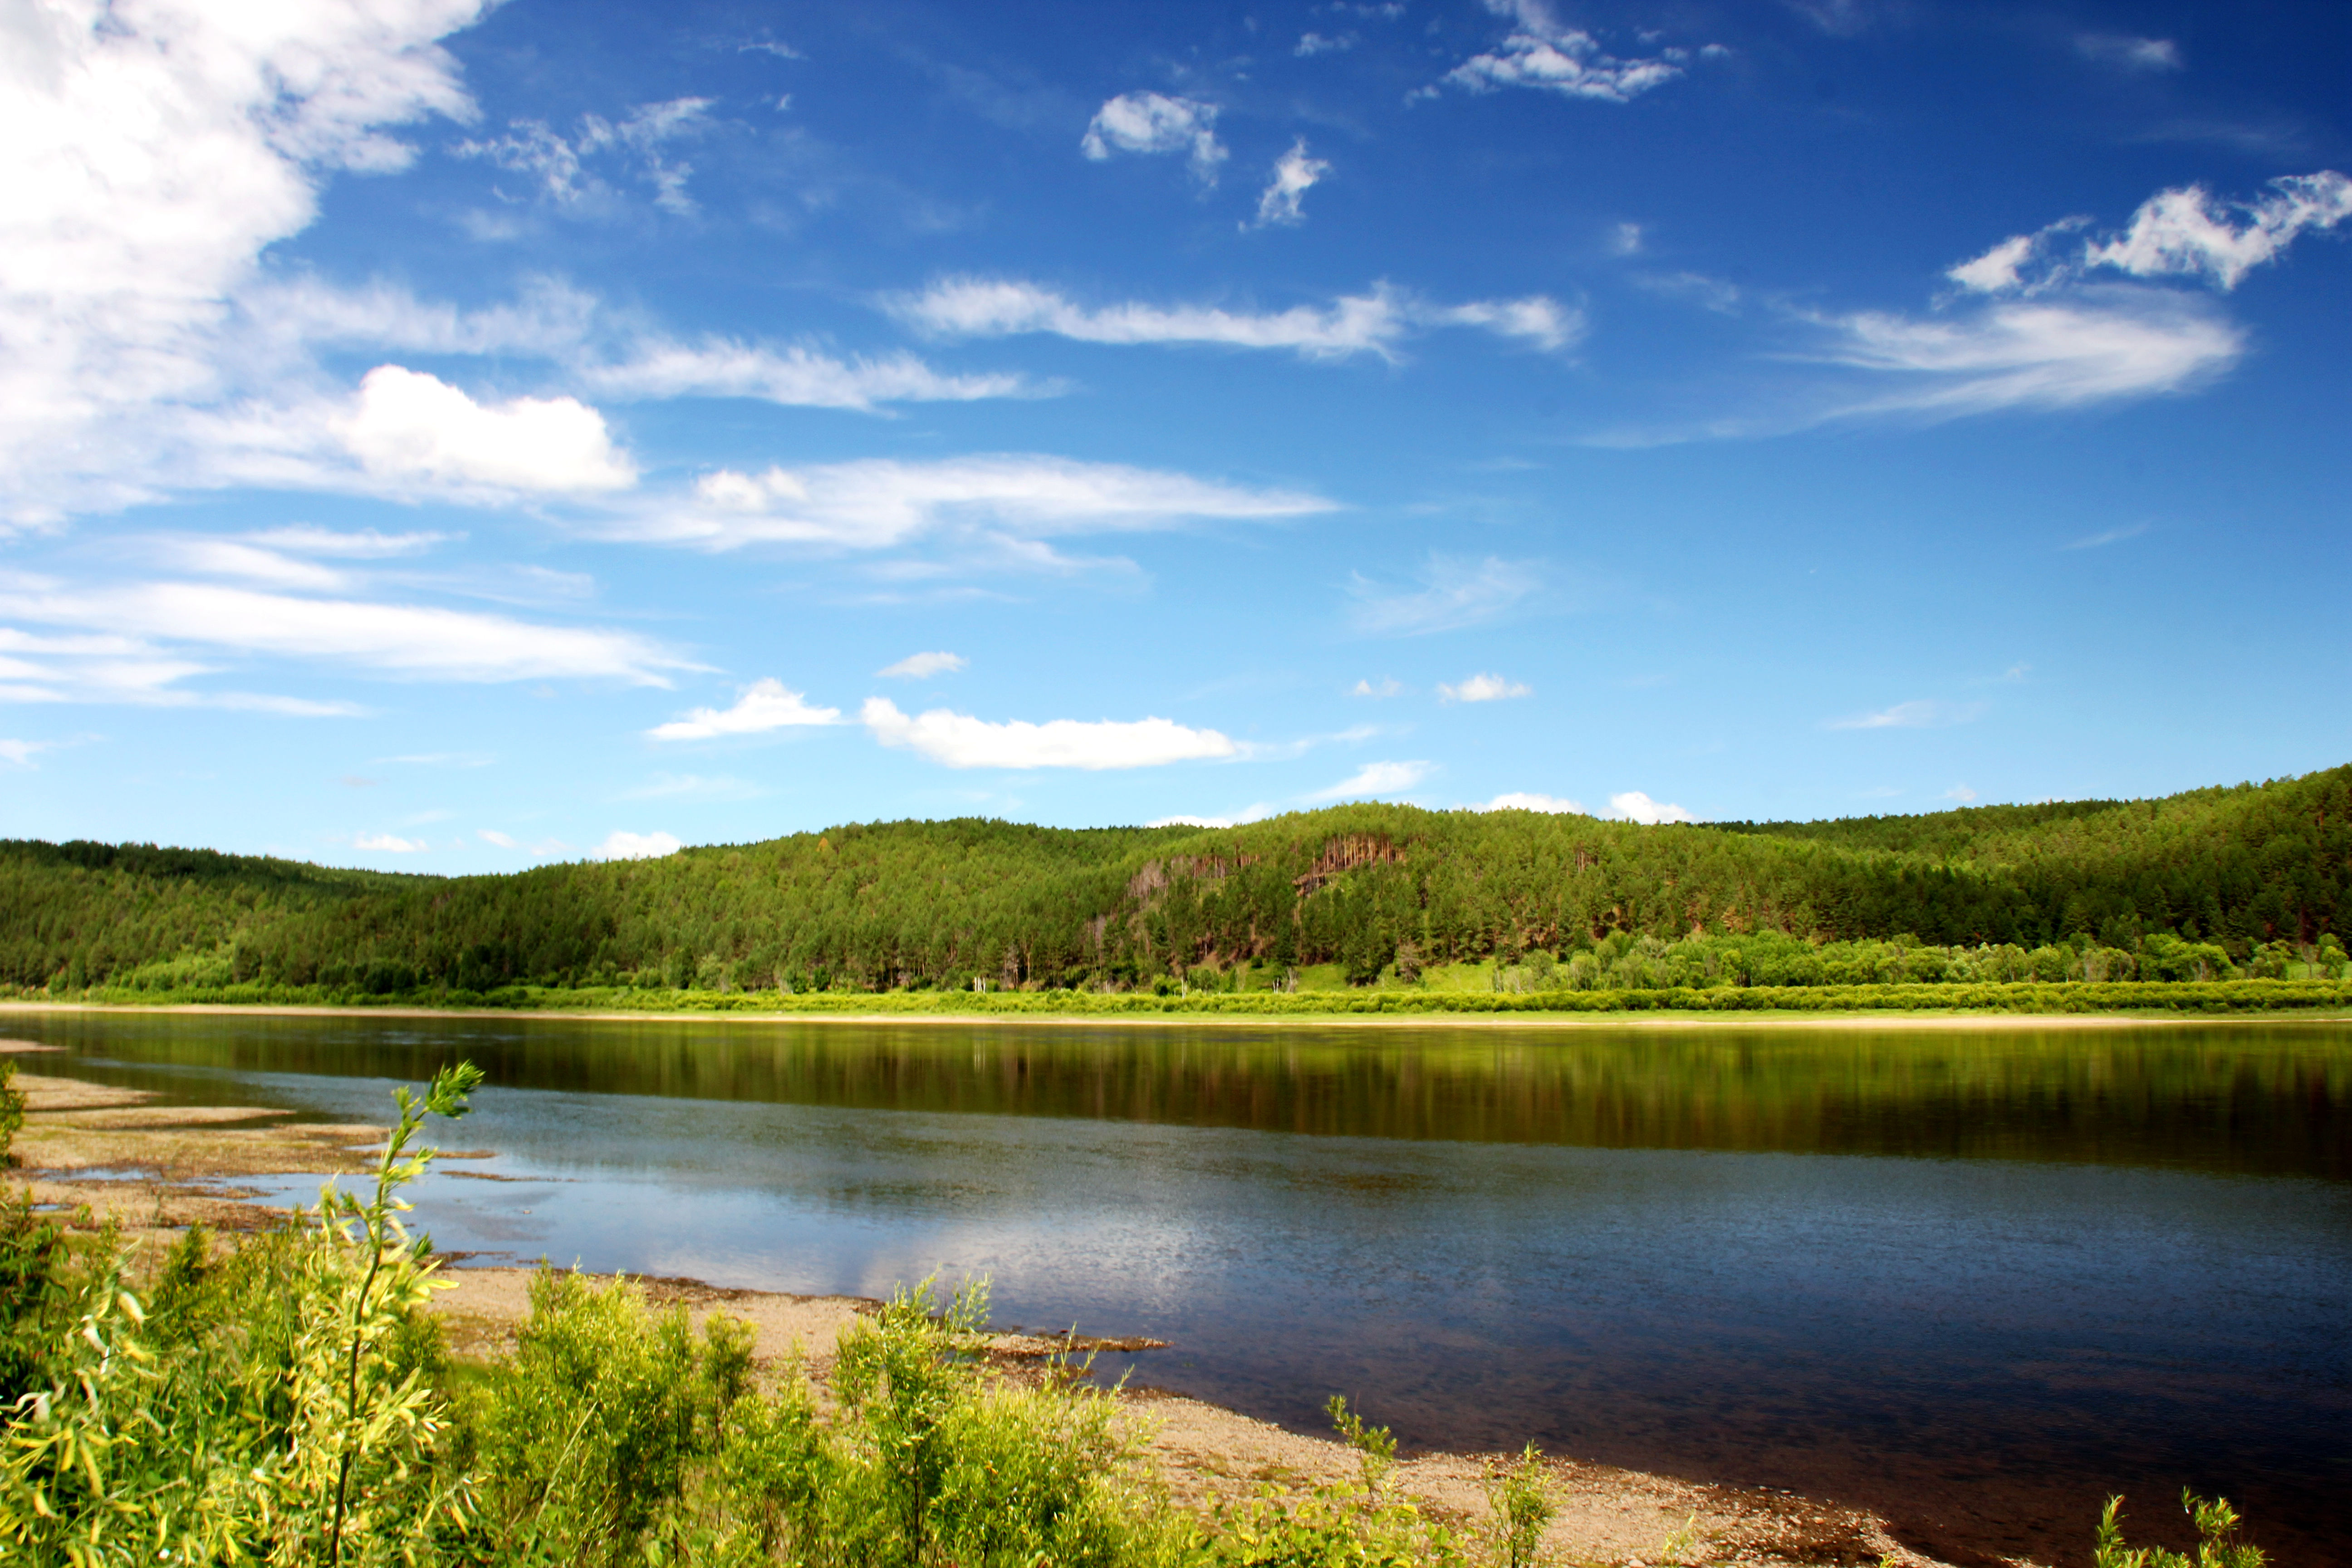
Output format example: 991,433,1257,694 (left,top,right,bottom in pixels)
2,0,2347,867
